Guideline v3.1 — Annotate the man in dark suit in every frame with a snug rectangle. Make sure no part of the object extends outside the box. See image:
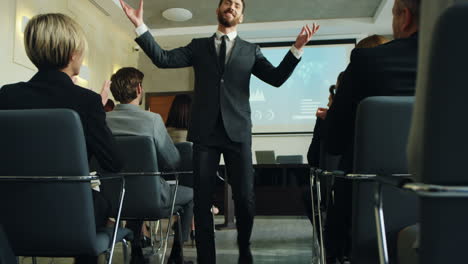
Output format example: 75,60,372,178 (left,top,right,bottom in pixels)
324,0,420,262
119,0,319,263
